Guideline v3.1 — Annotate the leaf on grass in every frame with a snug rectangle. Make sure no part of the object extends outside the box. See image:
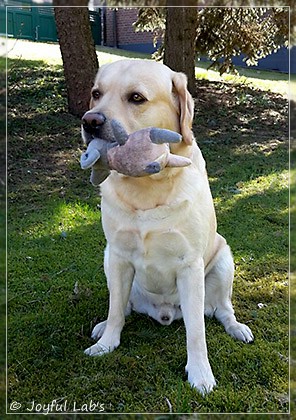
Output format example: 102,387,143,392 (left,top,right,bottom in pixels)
73,281,79,296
